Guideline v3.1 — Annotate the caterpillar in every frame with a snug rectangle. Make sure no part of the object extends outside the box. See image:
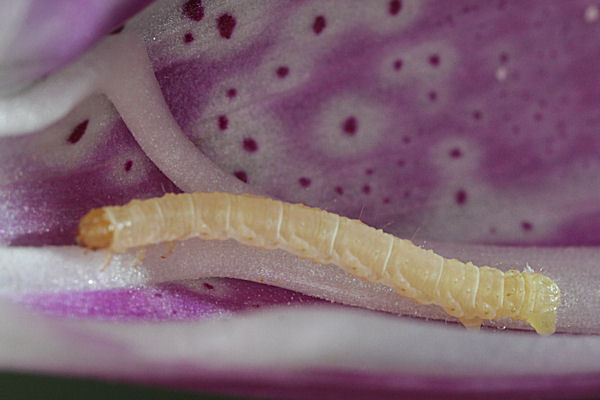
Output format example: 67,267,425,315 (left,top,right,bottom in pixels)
77,192,560,335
